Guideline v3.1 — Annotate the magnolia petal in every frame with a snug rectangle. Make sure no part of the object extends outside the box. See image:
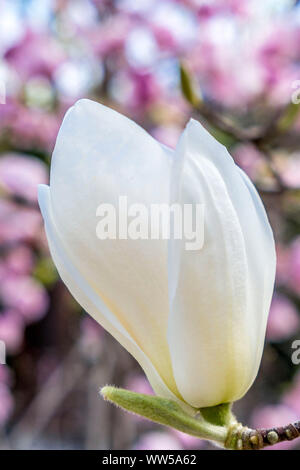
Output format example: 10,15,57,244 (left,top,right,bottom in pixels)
39,184,192,411
41,99,181,399
167,119,276,408
184,121,276,386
